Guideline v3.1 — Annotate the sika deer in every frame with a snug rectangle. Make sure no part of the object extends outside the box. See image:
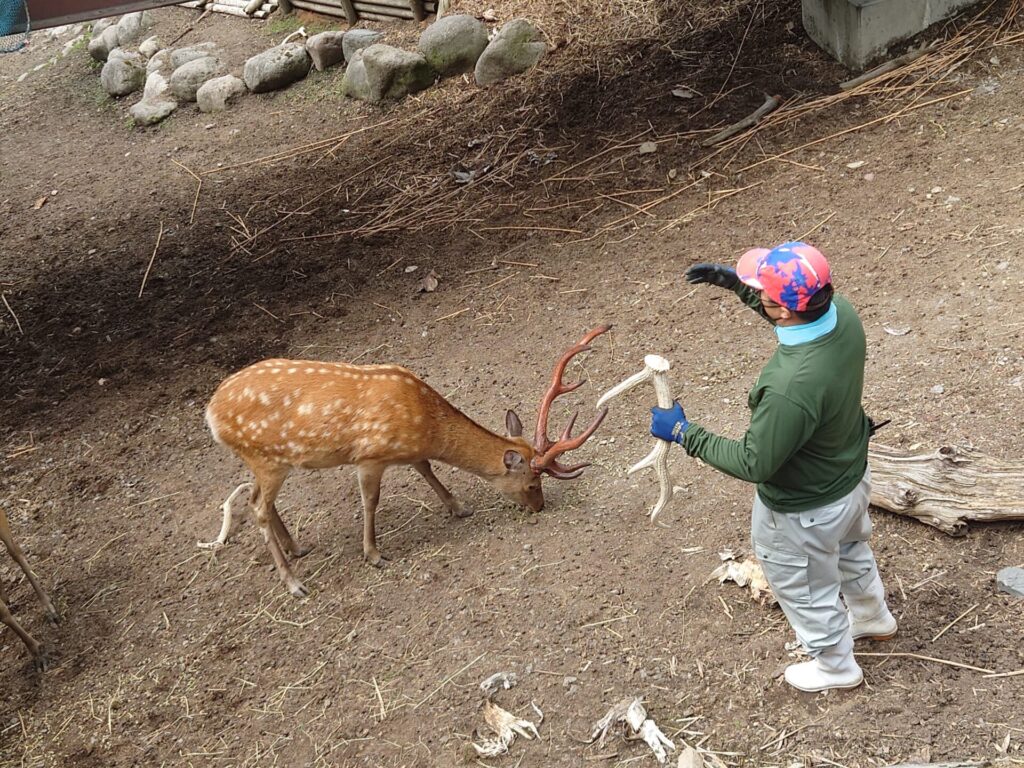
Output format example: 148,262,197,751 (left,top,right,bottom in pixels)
204,326,610,597
0,507,59,671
